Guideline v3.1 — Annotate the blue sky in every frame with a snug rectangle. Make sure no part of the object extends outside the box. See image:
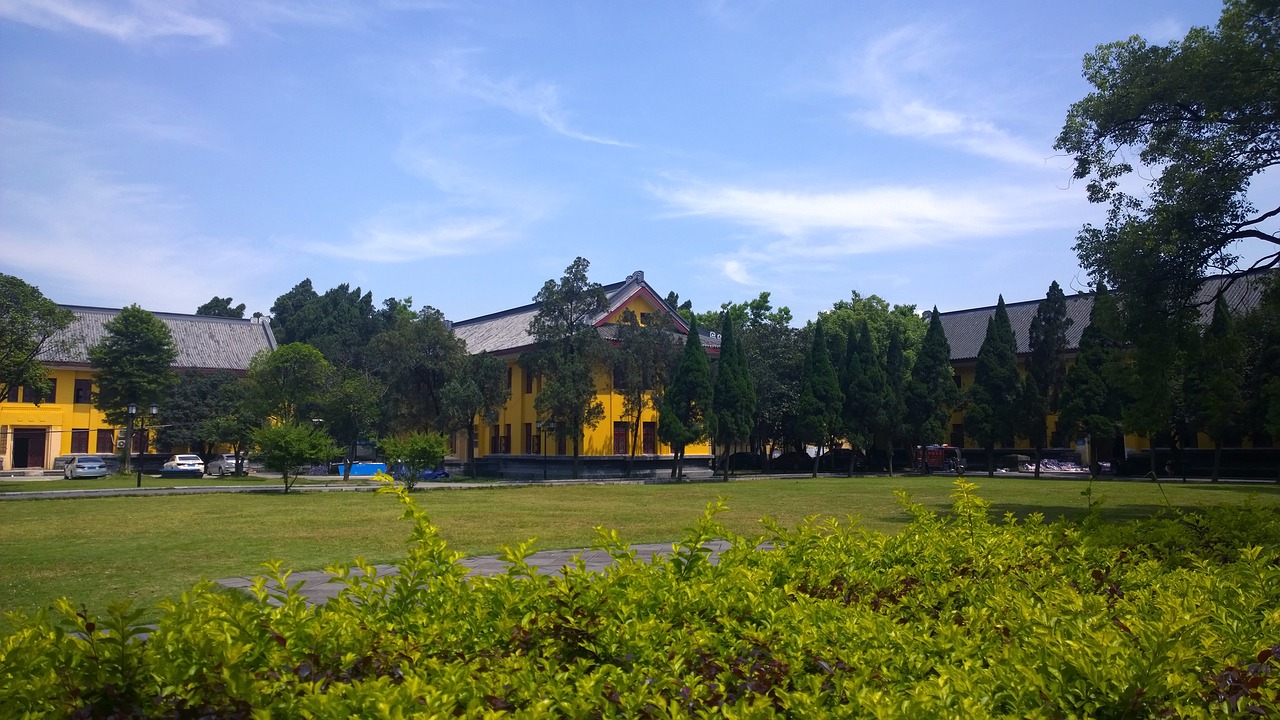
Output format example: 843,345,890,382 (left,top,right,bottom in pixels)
0,0,1240,325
